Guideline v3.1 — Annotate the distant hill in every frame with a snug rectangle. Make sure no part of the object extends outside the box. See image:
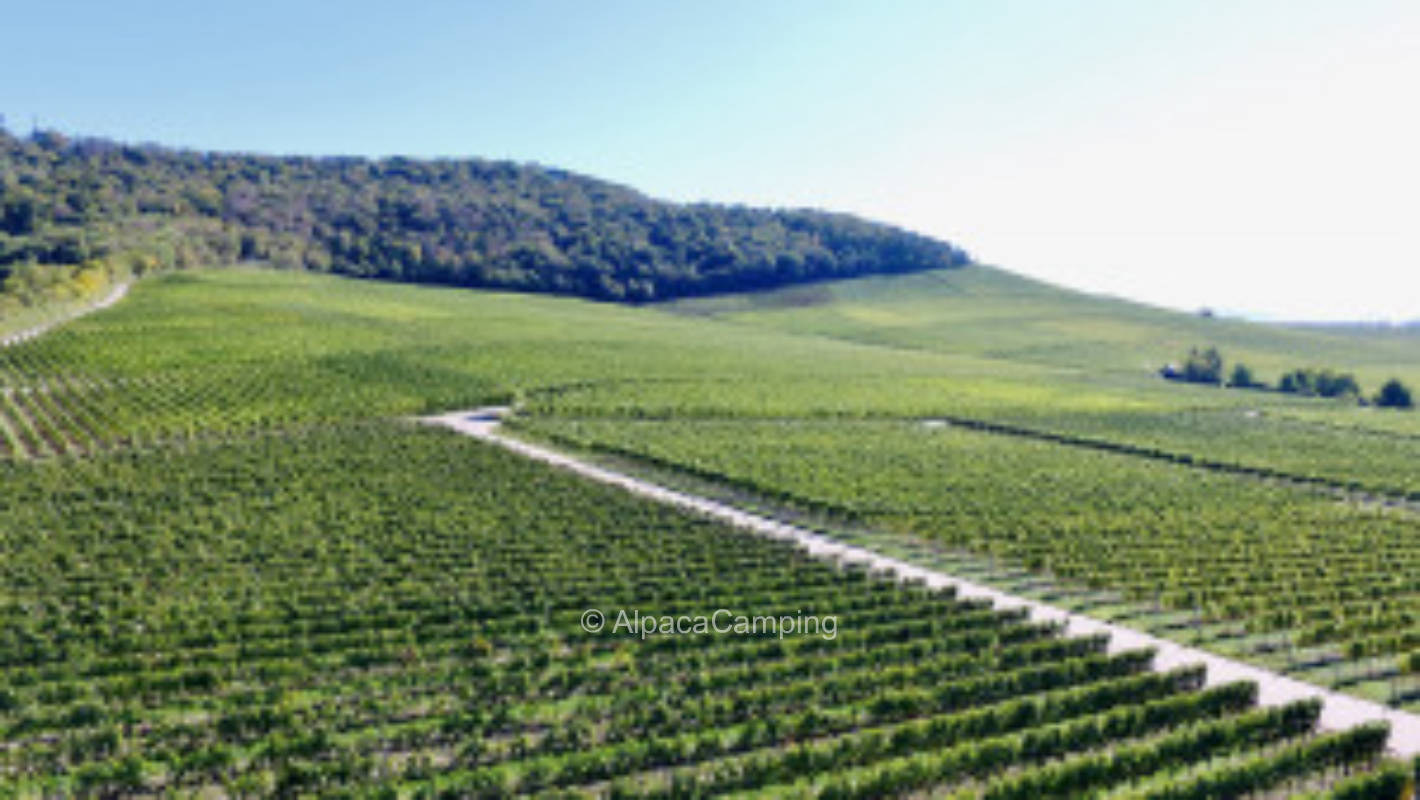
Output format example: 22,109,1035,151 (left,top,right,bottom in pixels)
0,128,968,308
667,264,1420,391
